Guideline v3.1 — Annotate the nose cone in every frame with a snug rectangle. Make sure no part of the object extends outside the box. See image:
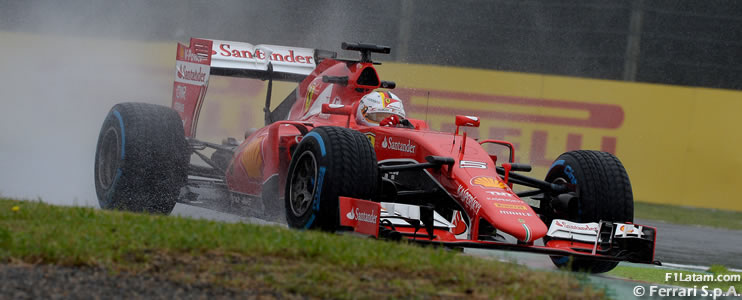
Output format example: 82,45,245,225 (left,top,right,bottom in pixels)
467,183,548,242
484,204,548,242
